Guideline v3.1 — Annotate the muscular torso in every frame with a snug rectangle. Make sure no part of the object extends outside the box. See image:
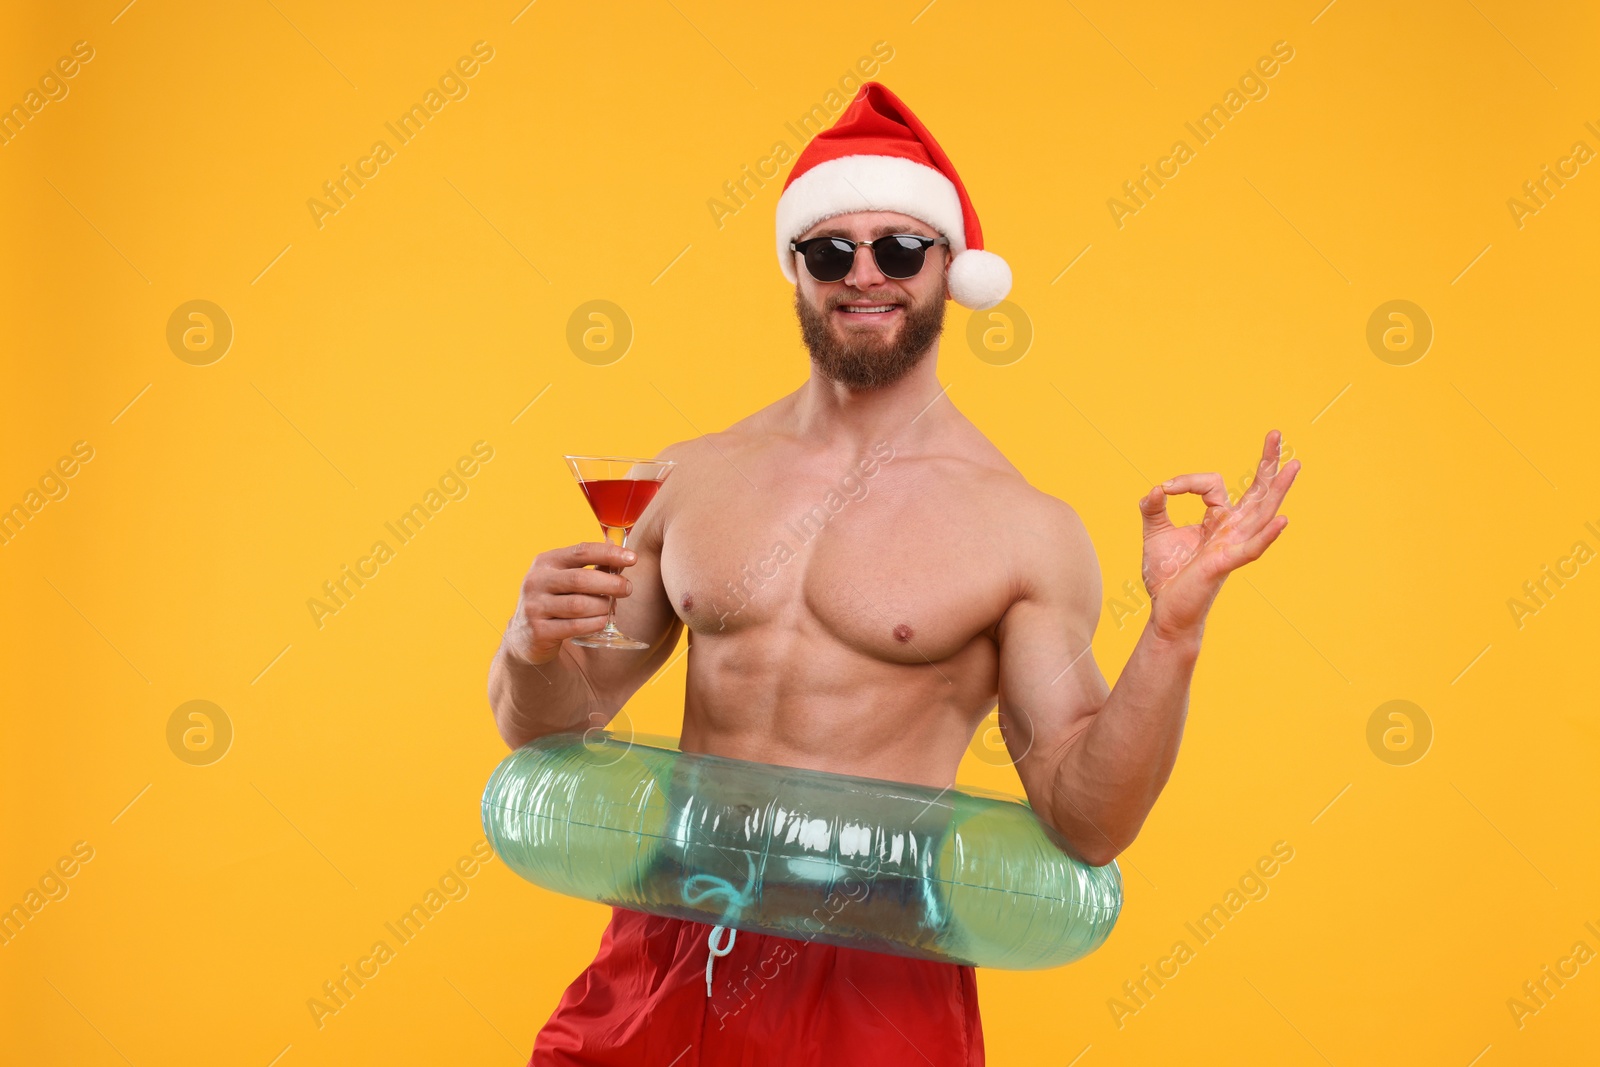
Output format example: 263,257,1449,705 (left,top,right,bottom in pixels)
631,394,1049,789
